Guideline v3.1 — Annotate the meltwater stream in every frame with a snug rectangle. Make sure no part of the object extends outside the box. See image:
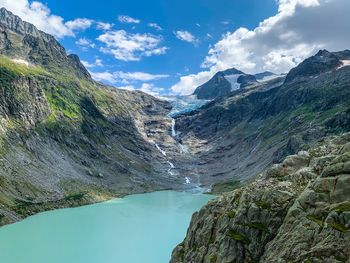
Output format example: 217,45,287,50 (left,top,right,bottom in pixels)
0,191,213,263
